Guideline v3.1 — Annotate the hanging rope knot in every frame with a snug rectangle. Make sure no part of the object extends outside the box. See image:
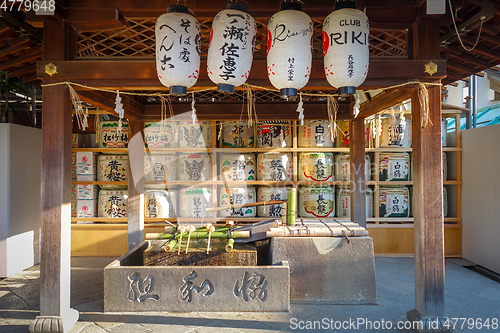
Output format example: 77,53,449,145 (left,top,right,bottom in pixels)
418,82,433,128
296,93,304,125
191,91,197,125
327,95,338,141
